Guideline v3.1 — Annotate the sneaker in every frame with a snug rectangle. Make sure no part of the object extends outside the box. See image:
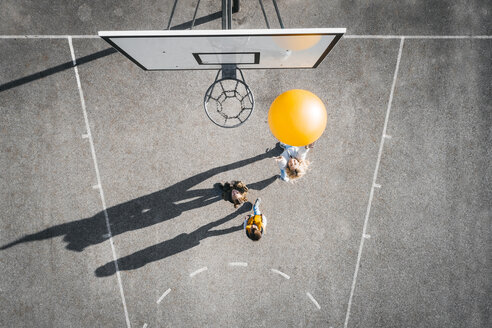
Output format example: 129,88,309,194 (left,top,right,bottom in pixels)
254,198,261,207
